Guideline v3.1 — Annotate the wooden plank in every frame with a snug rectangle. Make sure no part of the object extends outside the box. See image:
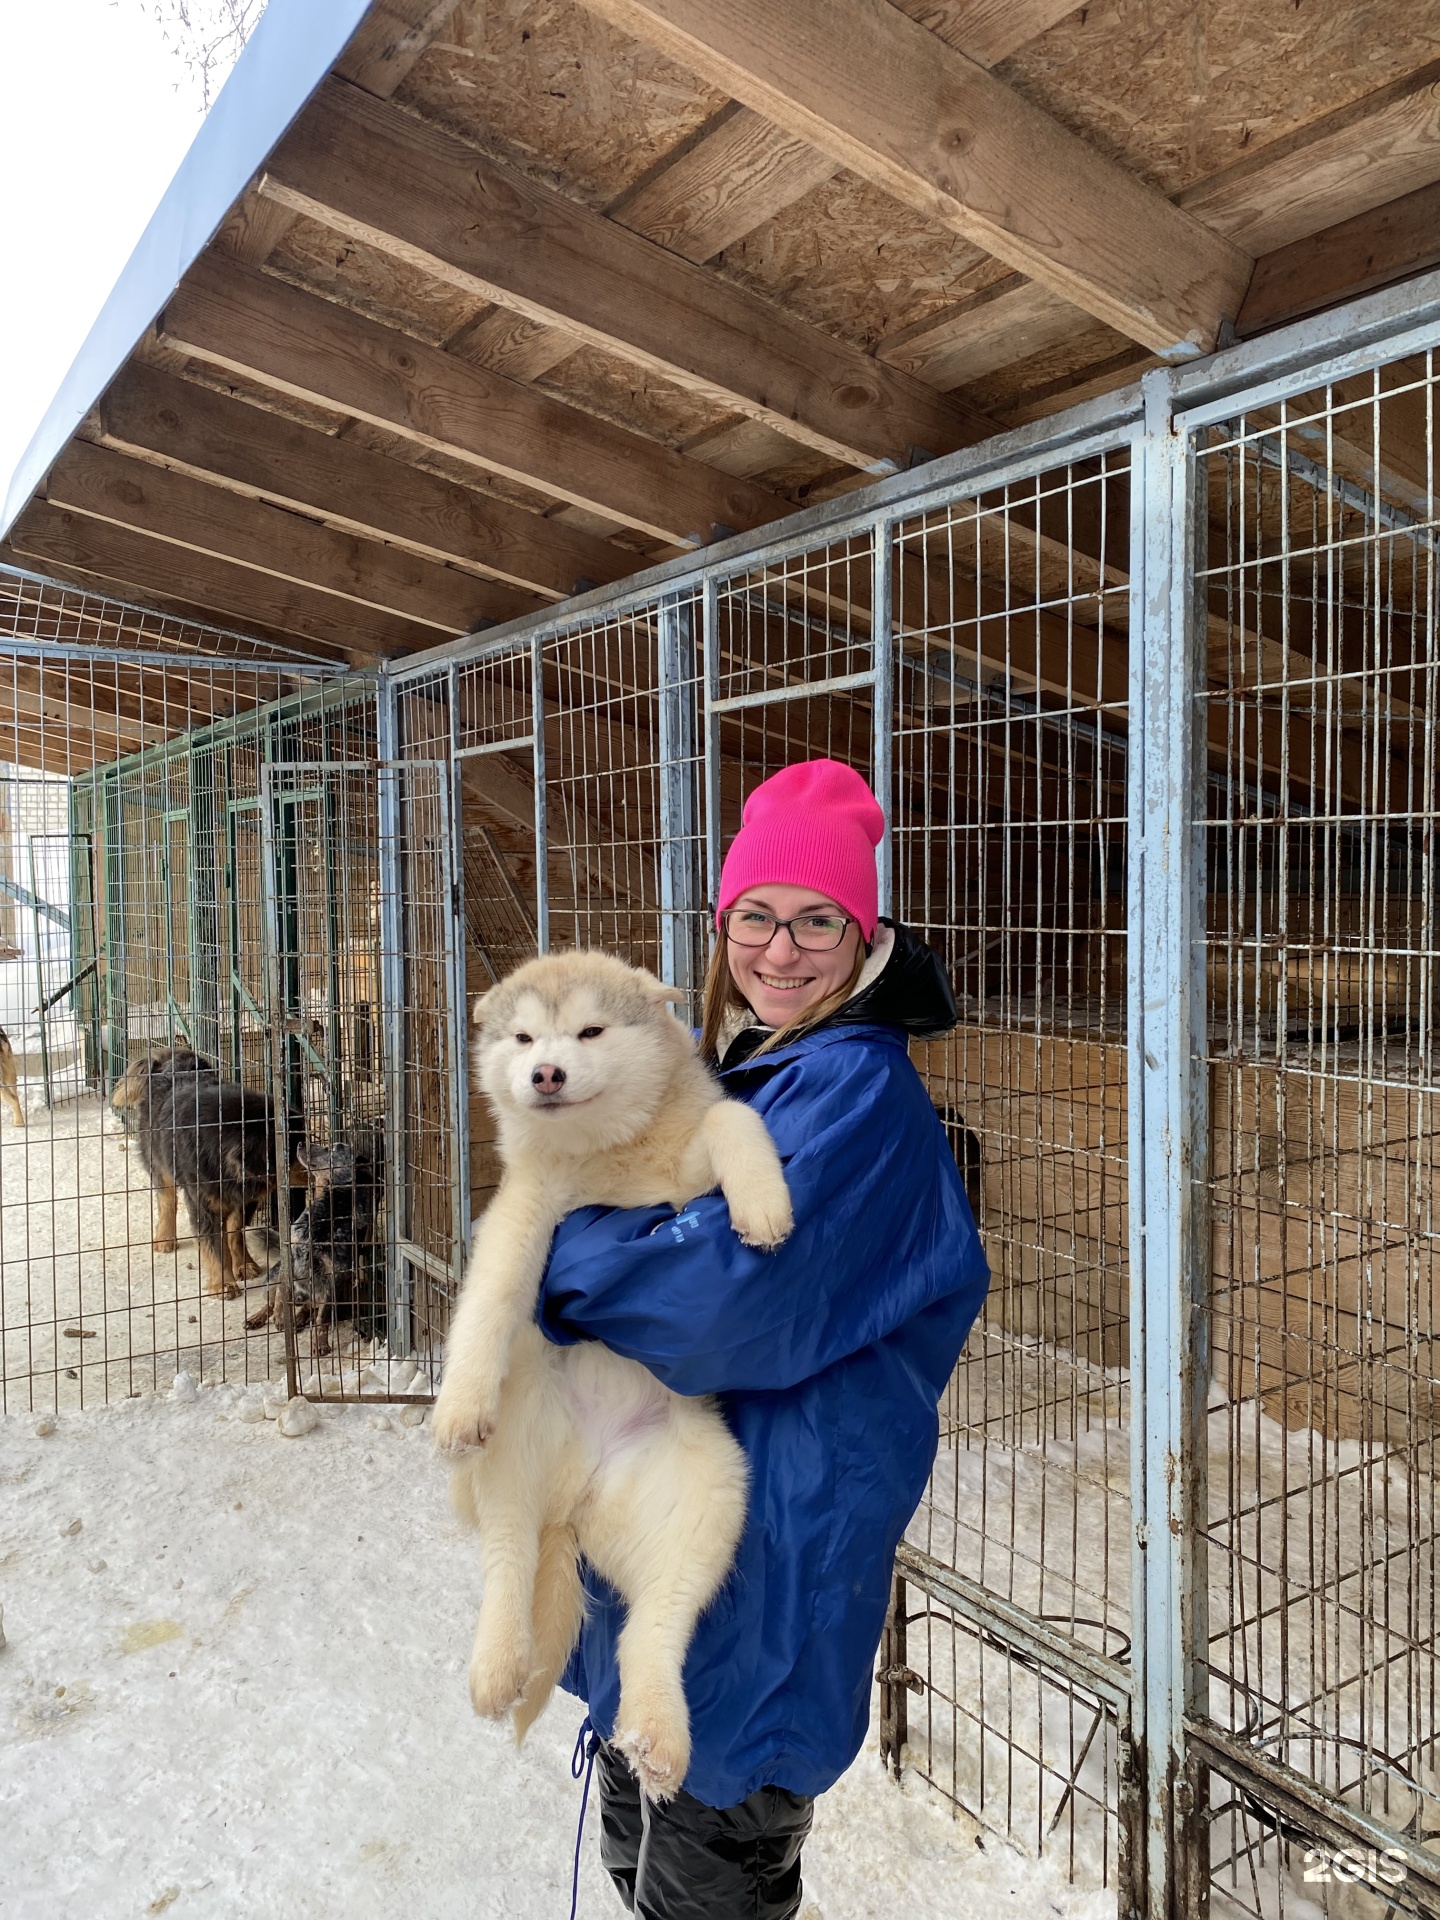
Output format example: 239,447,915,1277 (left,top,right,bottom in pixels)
5,503,419,665
0,541,327,664
443,307,579,383
607,0,1082,264
608,105,839,262
45,441,540,637
160,254,784,547
1179,57,1440,258
879,61,1440,405
887,0,1080,68
333,0,456,98
877,274,1083,391
218,186,299,268
257,79,994,468
98,365,632,600
1238,179,1440,337
570,0,1250,355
